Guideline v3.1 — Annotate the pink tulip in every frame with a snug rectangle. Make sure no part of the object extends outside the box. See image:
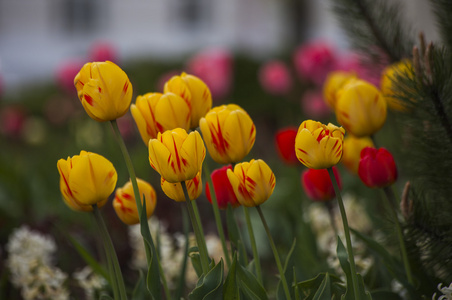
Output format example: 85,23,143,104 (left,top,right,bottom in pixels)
301,90,331,119
258,61,292,95
88,41,117,63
